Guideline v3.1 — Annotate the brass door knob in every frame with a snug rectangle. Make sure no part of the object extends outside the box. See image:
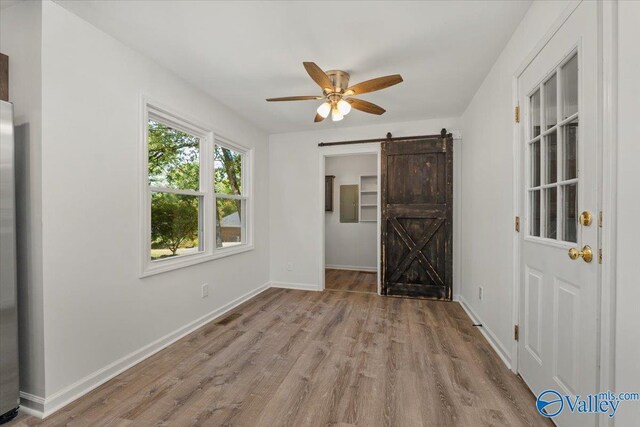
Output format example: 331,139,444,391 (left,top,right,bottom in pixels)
568,245,593,263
